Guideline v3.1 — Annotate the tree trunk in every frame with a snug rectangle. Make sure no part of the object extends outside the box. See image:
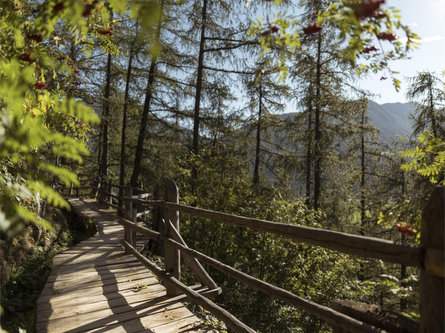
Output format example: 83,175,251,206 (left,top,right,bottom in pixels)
119,49,134,212
191,0,208,156
313,32,322,210
130,1,164,188
305,85,314,206
99,52,112,182
428,82,438,137
253,82,263,185
360,107,366,232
